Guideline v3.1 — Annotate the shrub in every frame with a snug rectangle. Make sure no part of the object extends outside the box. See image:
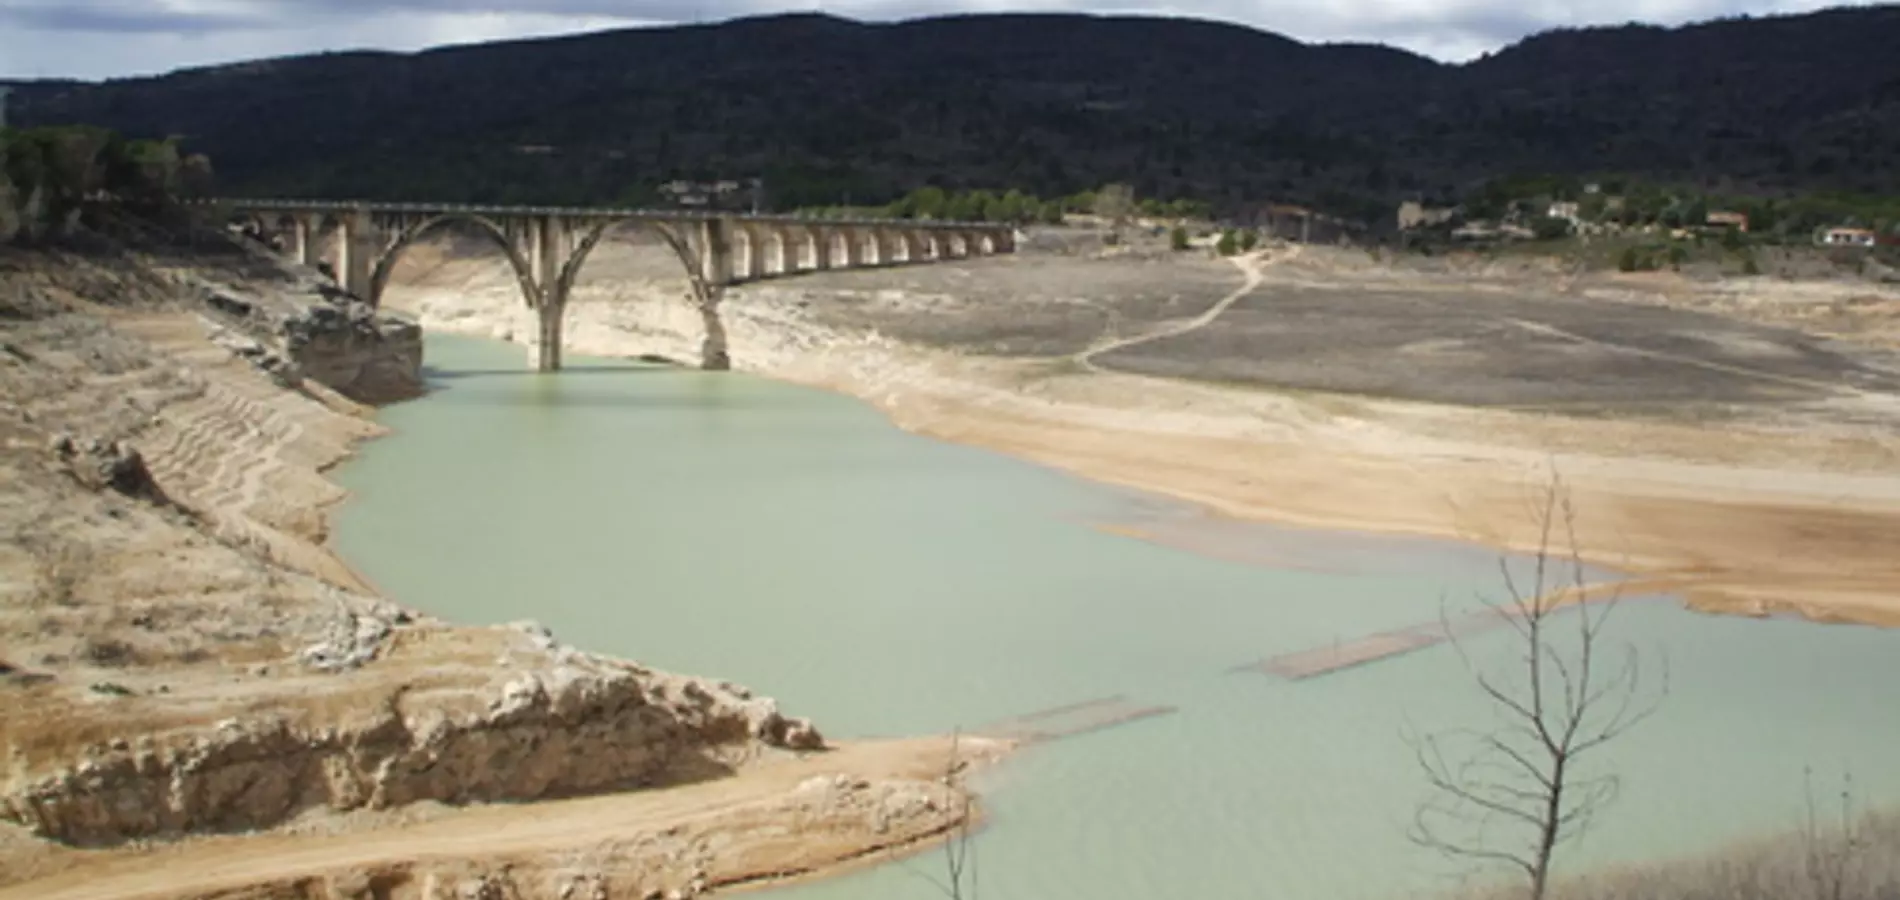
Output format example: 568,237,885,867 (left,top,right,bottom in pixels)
1169,226,1190,252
